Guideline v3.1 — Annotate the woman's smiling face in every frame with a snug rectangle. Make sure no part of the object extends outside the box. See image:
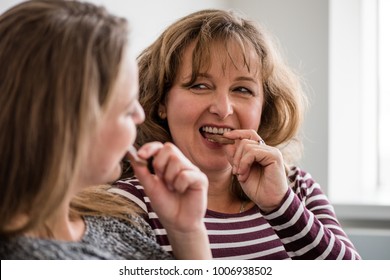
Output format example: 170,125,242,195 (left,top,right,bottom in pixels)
161,40,264,173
